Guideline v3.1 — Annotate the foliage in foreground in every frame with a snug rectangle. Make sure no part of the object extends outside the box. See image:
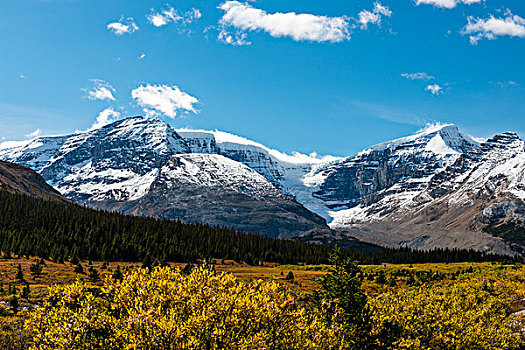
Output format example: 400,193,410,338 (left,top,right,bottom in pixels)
27,265,347,350
371,280,525,349
16,260,525,350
